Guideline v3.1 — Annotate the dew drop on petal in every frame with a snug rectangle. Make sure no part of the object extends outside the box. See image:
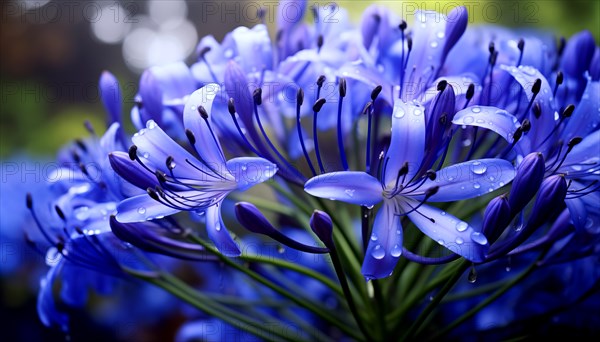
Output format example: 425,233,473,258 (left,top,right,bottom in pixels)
437,239,445,245
473,182,481,189
394,109,406,118
215,223,221,231
372,245,385,259
463,116,474,124
137,207,146,215
430,41,438,48
142,152,149,159
455,237,464,245
456,221,468,232
471,232,488,245
471,161,487,175
146,120,157,129
468,266,477,283
370,233,378,241
345,189,355,197
413,108,422,116
391,244,402,257
436,31,445,38
471,107,481,113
